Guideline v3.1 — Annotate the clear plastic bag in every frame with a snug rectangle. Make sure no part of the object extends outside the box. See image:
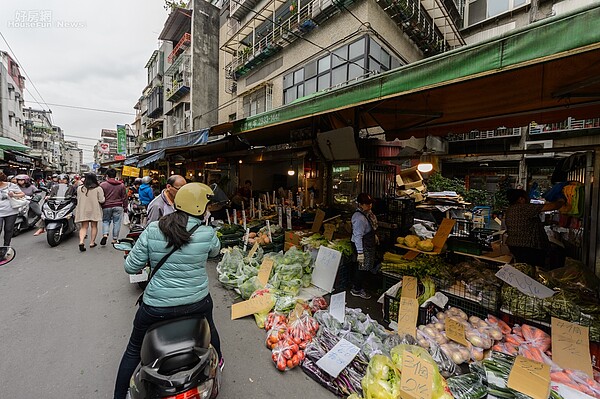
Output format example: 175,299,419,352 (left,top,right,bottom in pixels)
313,310,342,335
274,295,296,313
239,276,263,300
264,312,288,331
271,335,303,371
249,288,276,329
309,297,328,313
288,311,319,345
278,278,302,296
428,341,461,378
361,332,385,359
